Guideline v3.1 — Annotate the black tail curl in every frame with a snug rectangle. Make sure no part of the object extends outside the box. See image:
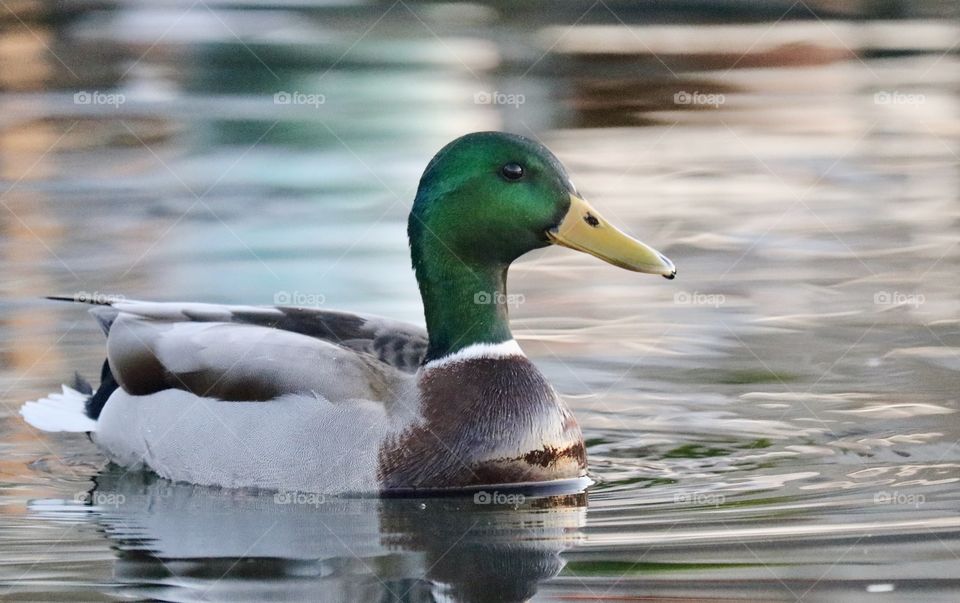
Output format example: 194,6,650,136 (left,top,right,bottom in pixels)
85,359,119,420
